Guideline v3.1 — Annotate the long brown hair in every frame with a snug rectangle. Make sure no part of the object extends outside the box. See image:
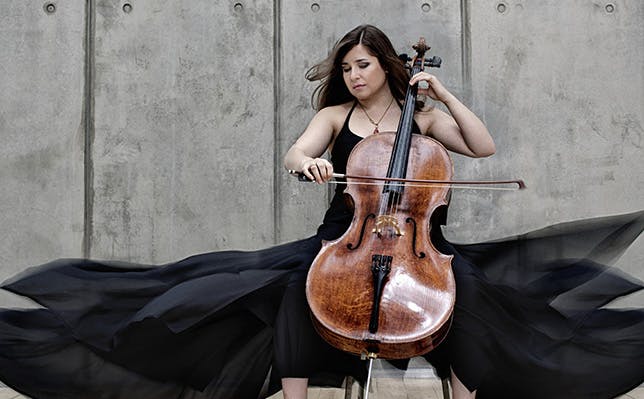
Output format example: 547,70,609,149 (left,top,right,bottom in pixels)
306,25,409,111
